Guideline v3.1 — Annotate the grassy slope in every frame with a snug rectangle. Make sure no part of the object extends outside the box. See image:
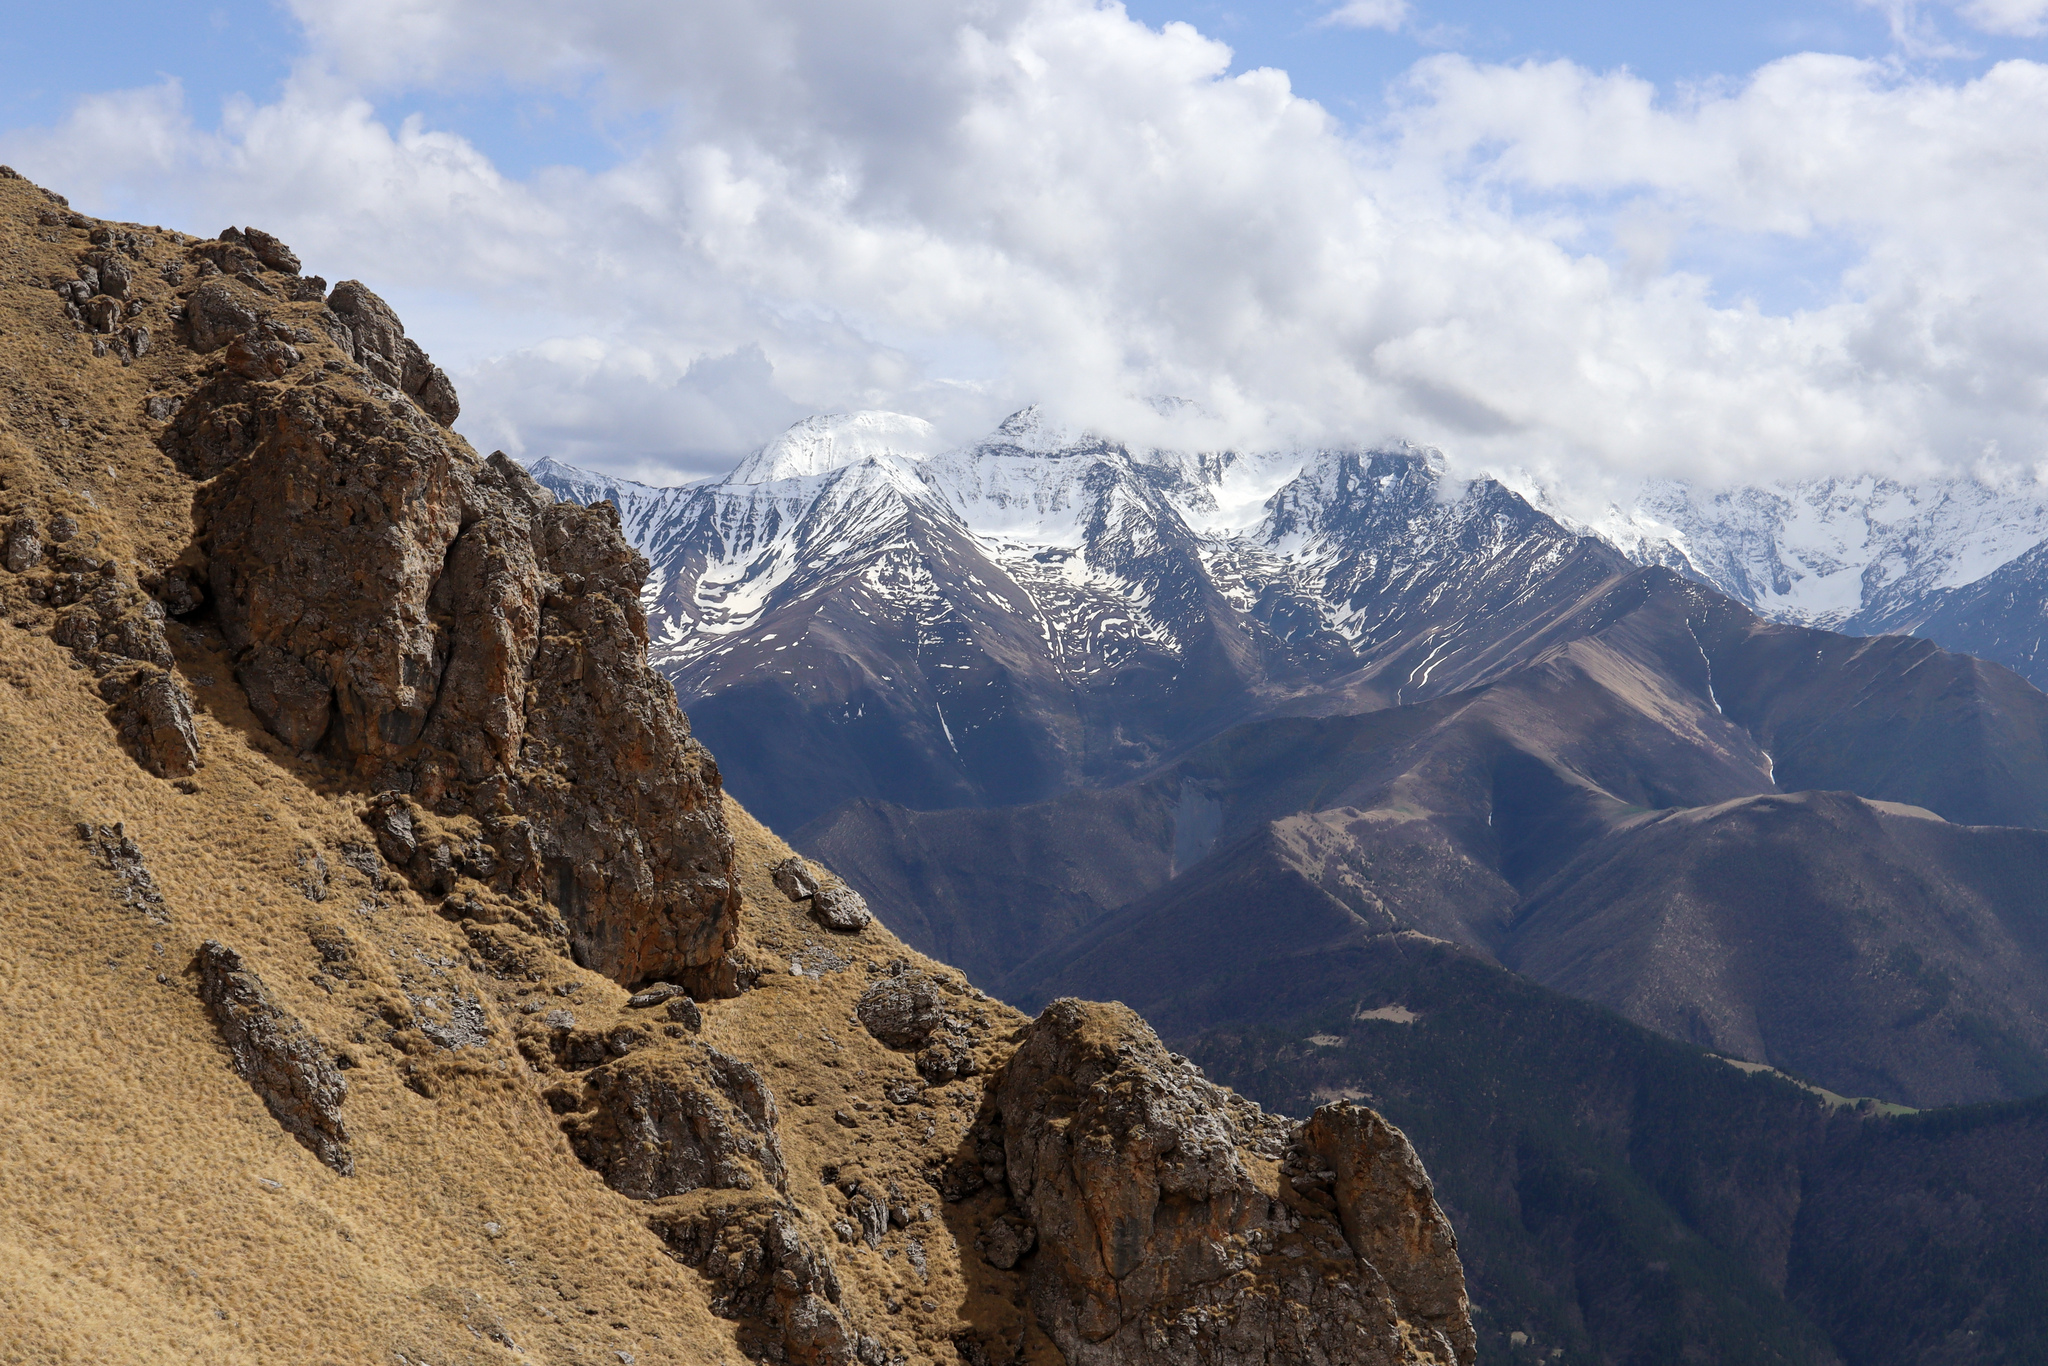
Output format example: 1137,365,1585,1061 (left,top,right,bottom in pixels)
0,174,1056,1366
